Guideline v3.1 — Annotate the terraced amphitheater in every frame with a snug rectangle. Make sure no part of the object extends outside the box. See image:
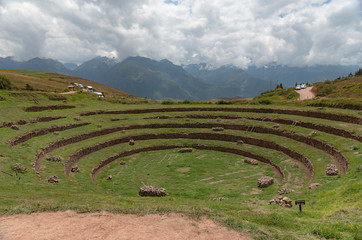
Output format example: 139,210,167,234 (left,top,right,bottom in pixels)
0,78,361,239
